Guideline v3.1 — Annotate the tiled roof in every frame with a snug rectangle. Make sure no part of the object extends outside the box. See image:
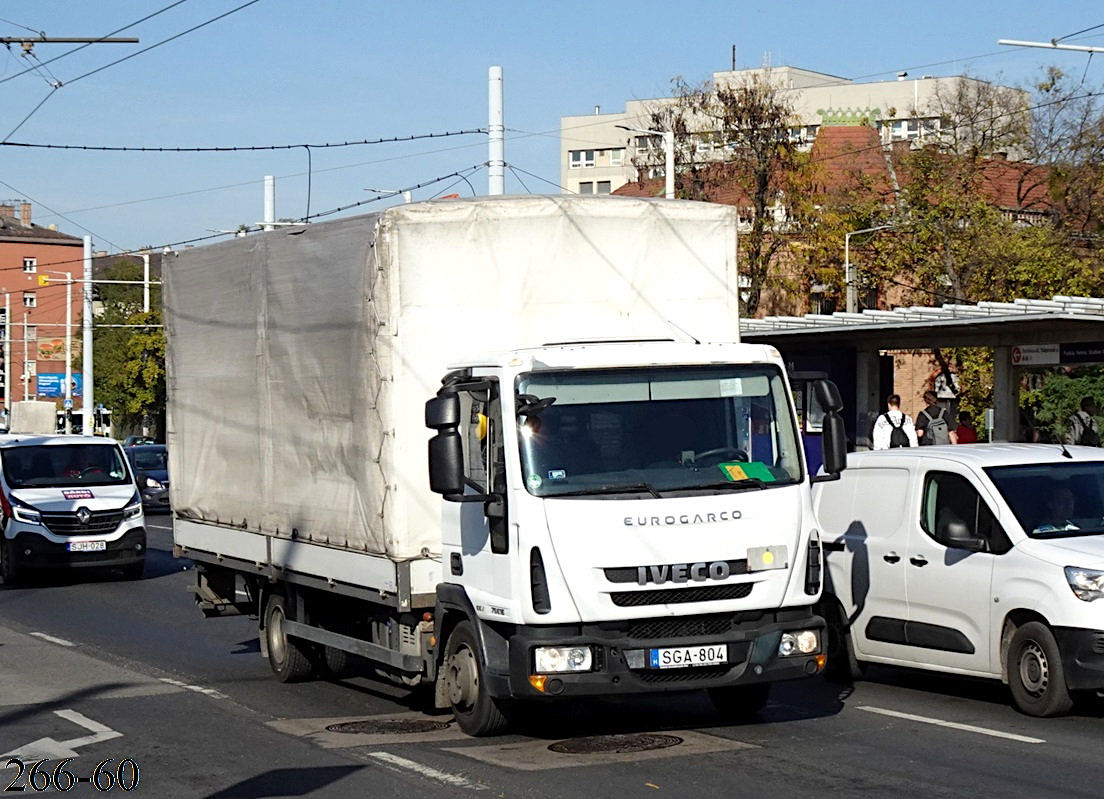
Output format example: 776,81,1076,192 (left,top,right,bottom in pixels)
0,216,82,243
808,126,896,203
